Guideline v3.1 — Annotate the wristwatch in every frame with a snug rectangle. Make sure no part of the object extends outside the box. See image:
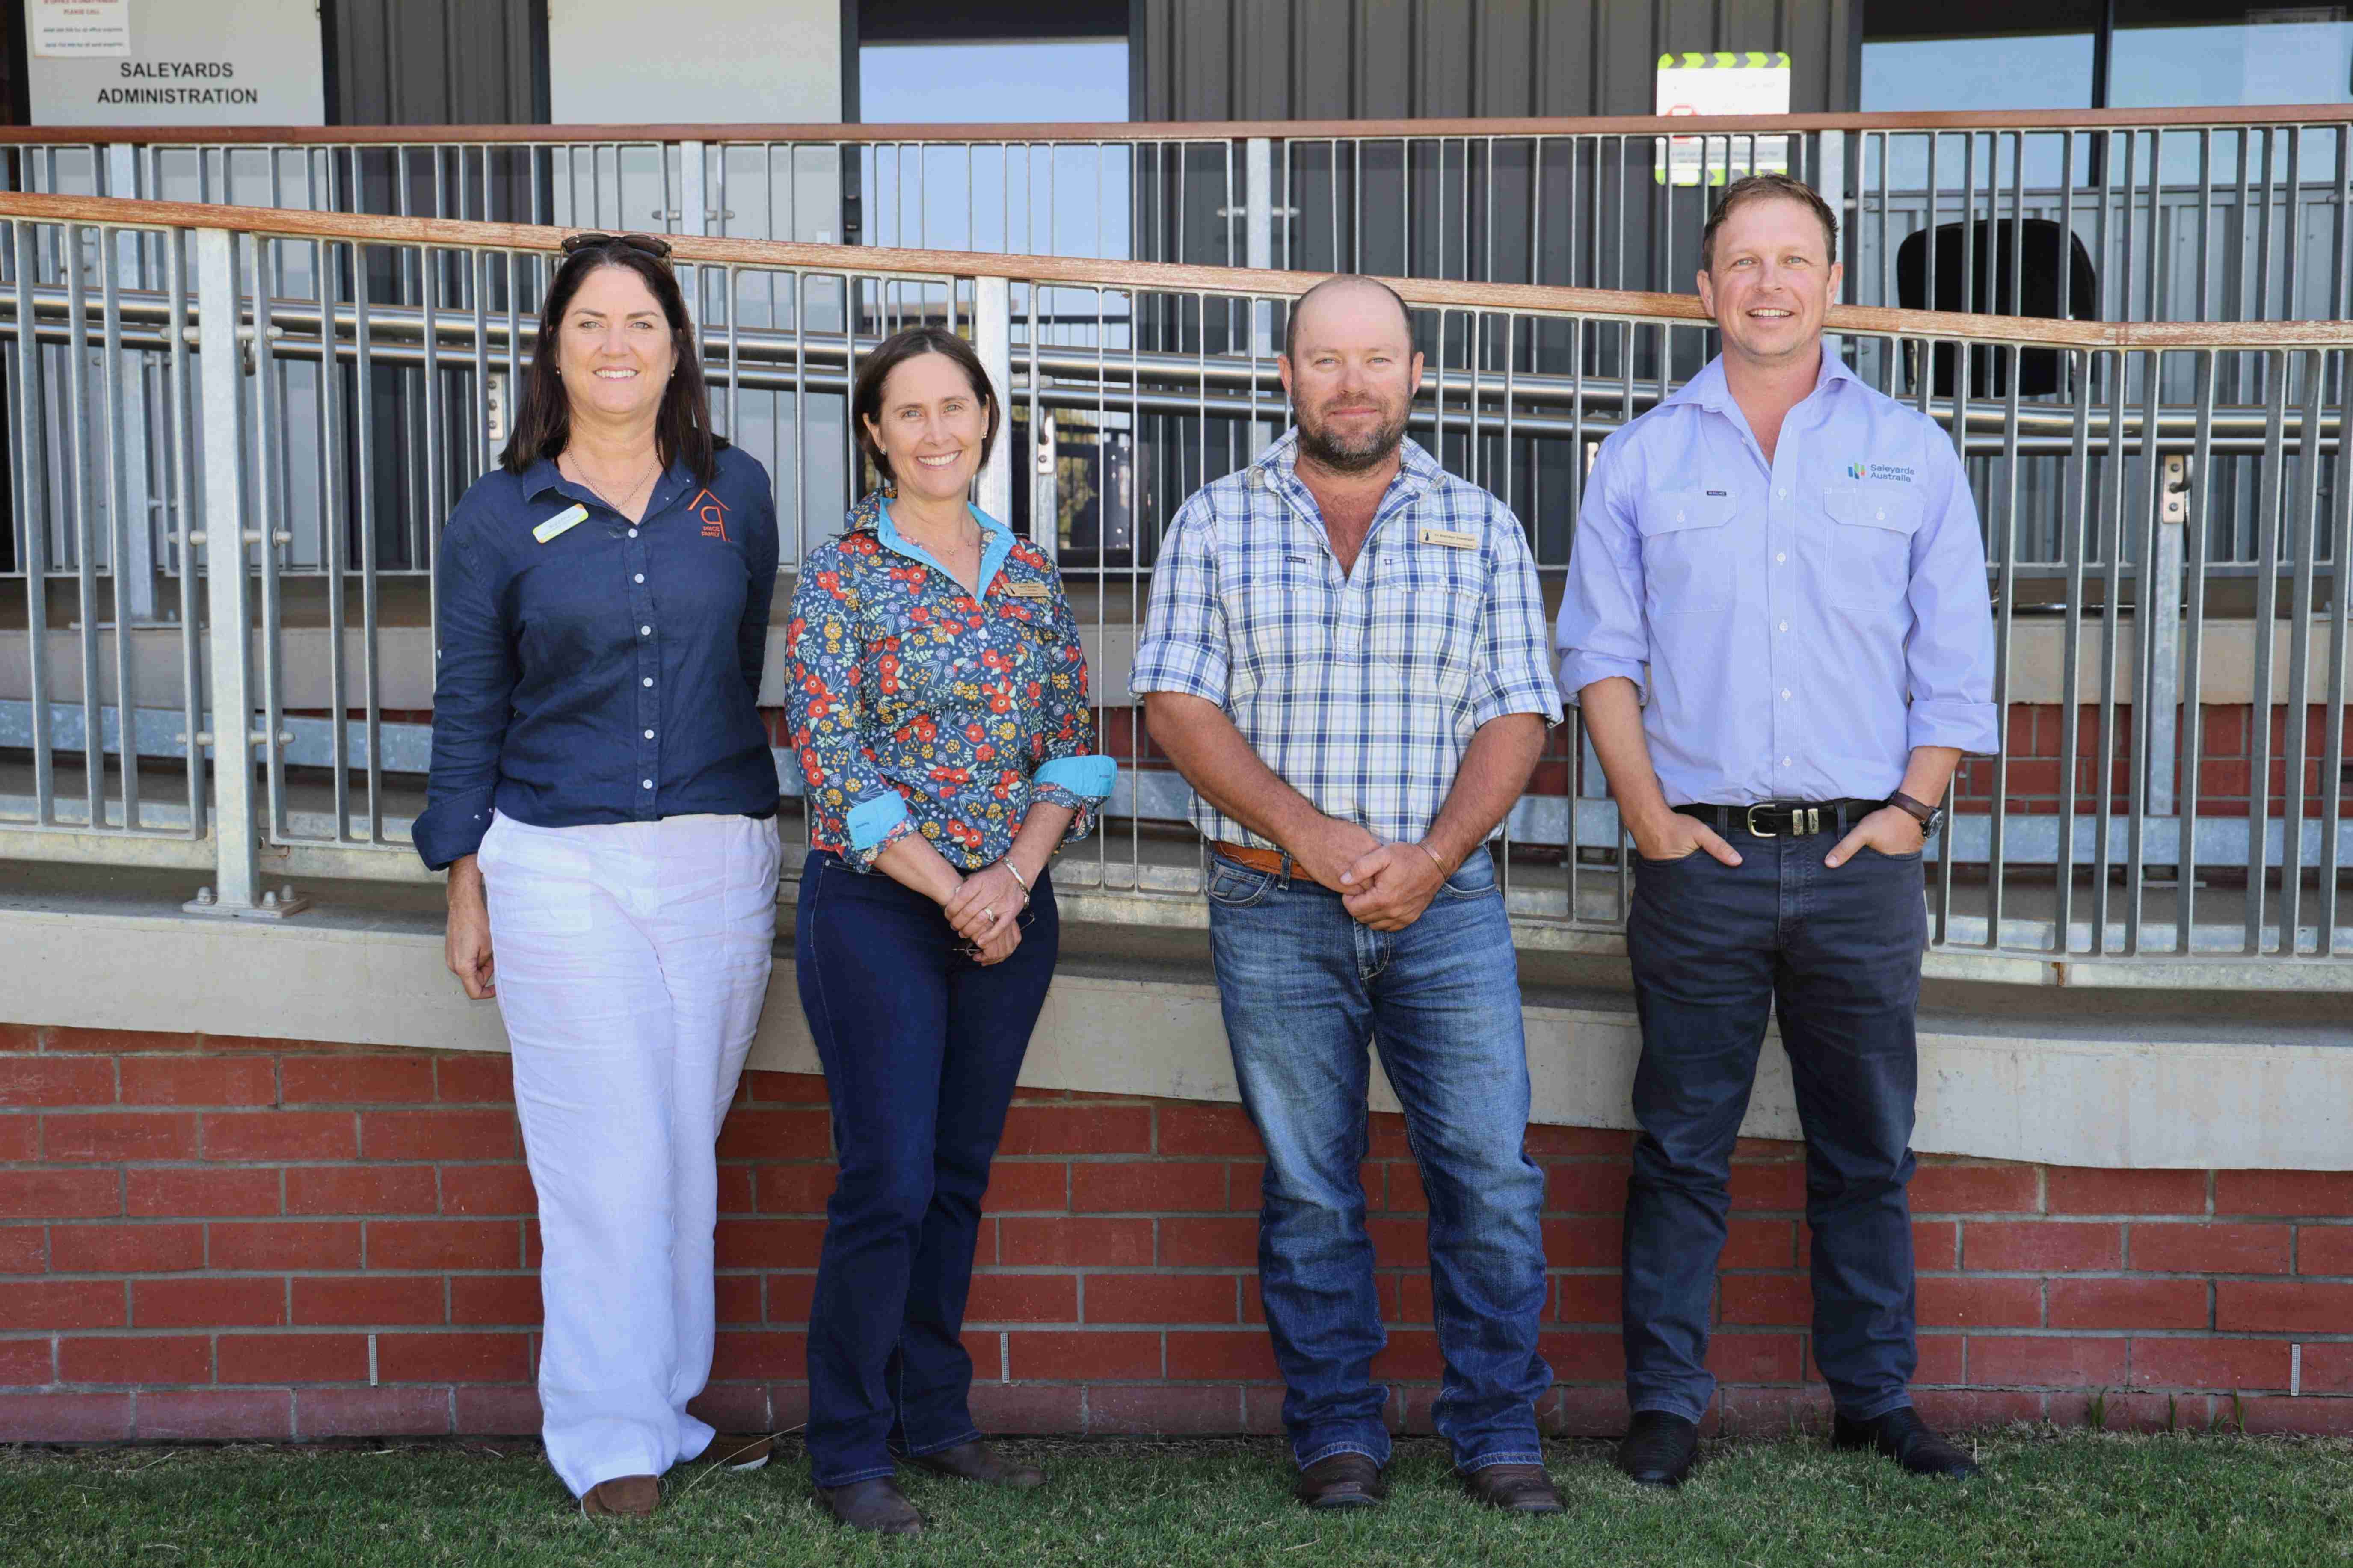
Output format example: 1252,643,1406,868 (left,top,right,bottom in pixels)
1886,791,1945,839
